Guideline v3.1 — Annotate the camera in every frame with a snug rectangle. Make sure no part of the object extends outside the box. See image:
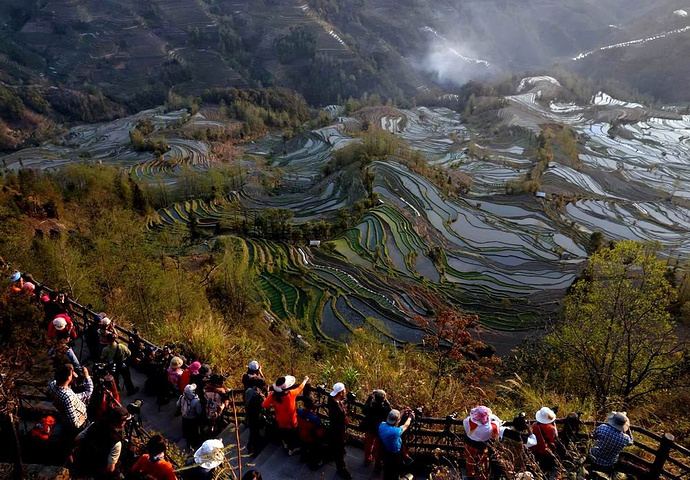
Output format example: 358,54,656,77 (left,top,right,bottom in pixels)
346,391,357,402
127,399,143,416
93,362,116,379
